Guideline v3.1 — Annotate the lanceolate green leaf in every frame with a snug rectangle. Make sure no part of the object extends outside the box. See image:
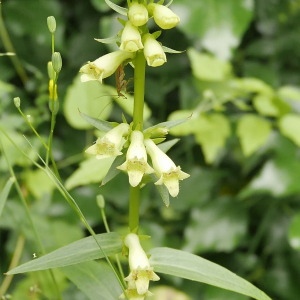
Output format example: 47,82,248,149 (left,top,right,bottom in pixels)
60,261,123,300
157,138,180,153
145,118,190,132
7,232,122,275
79,111,114,132
105,0,128,15
0,176,15,218
101,153,125,185
149,247,272,300
94,35,120,44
